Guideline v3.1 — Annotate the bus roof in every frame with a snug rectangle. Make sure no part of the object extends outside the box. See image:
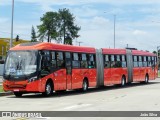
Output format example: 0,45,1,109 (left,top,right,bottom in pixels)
132,50,156,56
102,48,156,56
10,42,96,53
102,48,126,55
